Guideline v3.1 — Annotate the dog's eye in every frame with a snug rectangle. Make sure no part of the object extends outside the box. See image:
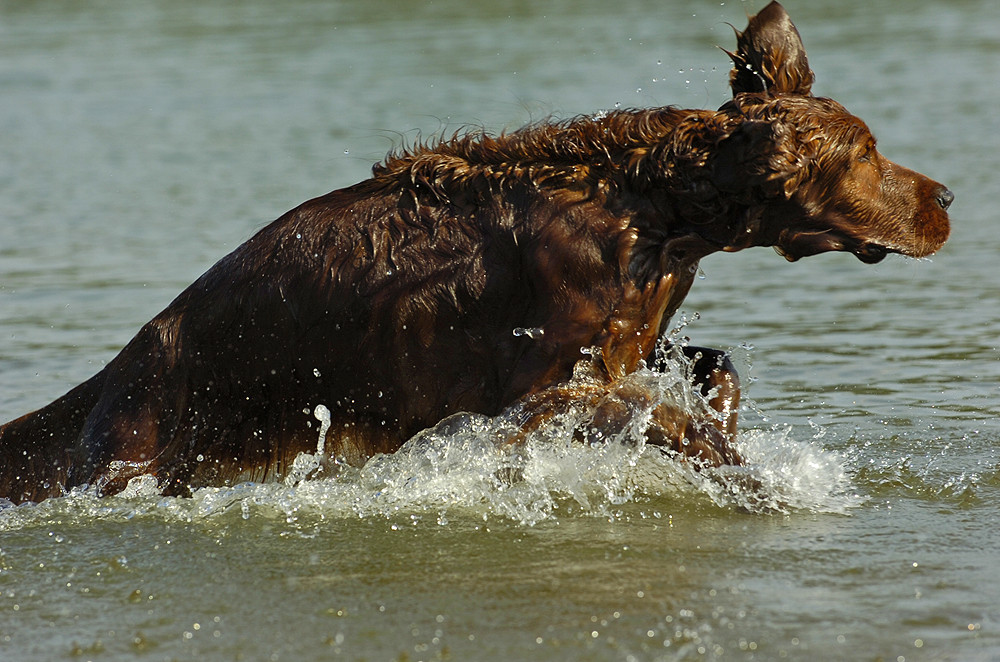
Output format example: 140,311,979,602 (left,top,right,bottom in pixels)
858,142,876,163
